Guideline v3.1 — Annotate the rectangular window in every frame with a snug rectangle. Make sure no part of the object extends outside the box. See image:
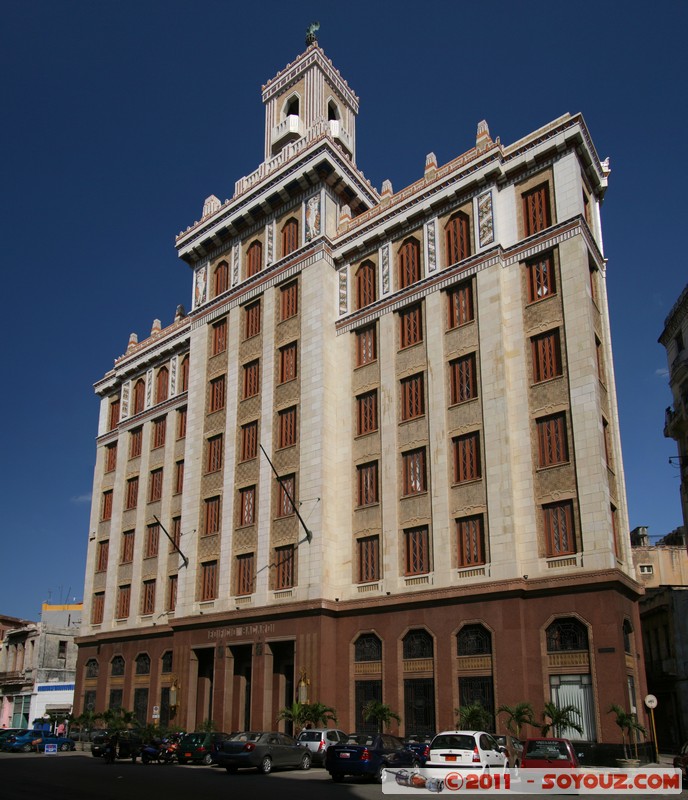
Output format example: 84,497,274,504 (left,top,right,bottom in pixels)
152,417,166,449
453,432,481,483
399,304,423,348
105,442,118,472
401,373,425,420
209,375,226,413
357,461,379,507
532,329,562,382
176,407,187,439
280,280,298,321
356,324,377,367
236,553,255,595
109,398,120,431
404,526,429,576
279,341,298,383
206,434,223,473
116,584,131,619
358,535,380,583
402,448,427,496
278,406,297,448
92,592,105,624
277,474,296,517
246,241,262,277
275,545,294,590
170,516,181,553
129,427,143,459
243,360,260,399
595,335,606,386
175,460,184,494
449,354,477,404
457,515,485,567
537,413,569,467
101,490,113,521
244,301,261,339
121,530,135,564
240,486,255,526
544,501,575,557
526,252,556,302
212,318,227,355
145,523,159,558
167,574,178,612
523,182,551,236
200,561,217,601
447,281,474,328
603,417,613,469
96,540,109,572
149,468,163,502
125,476,139,509
241,420,258,460
204,496,221,535
356,390,378,436
142,579,156,615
